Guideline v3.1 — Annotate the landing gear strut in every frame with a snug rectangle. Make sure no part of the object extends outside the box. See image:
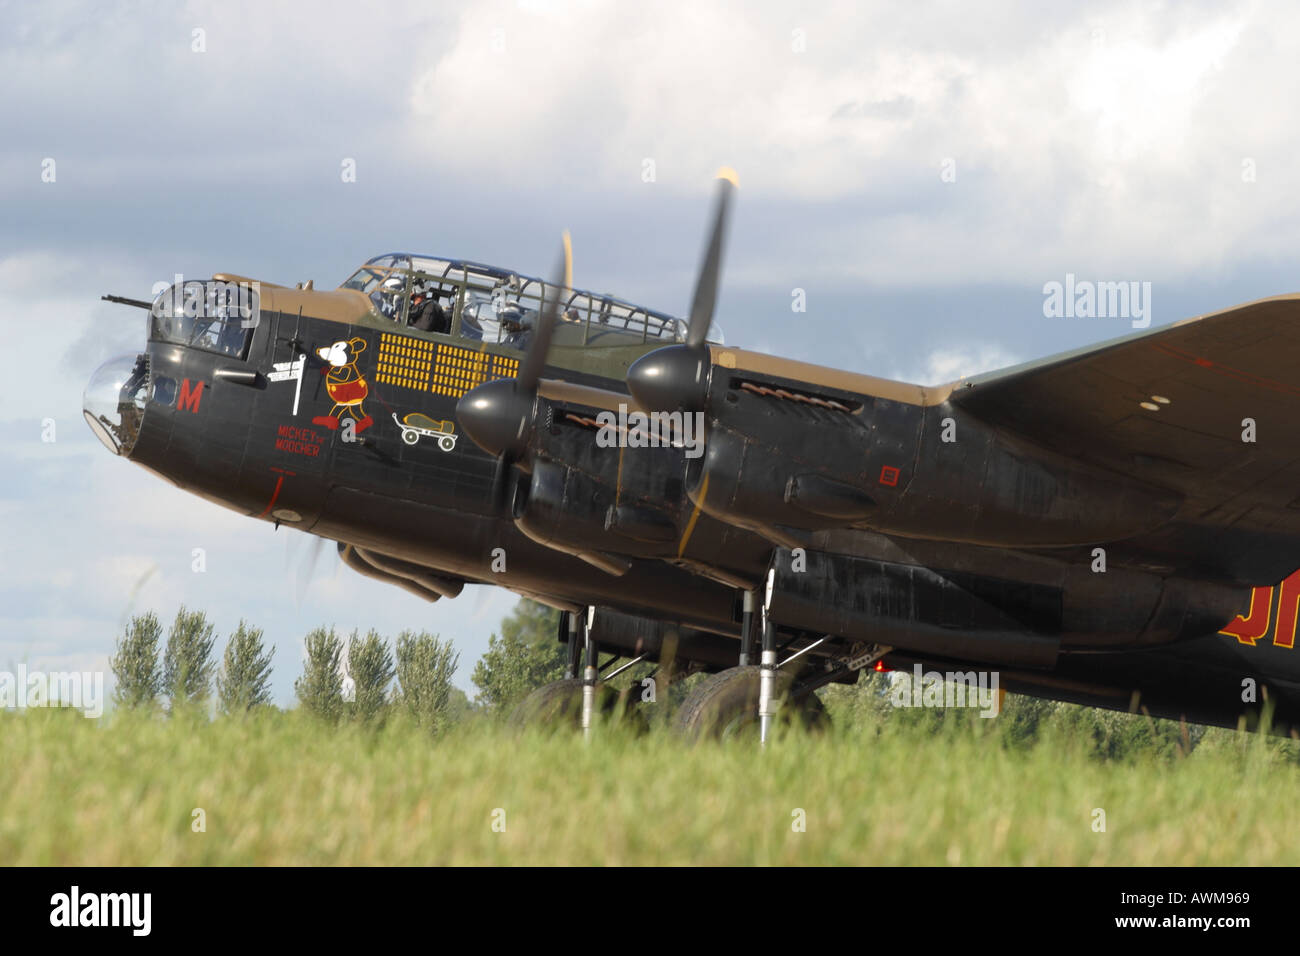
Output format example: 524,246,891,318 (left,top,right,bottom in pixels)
758,605,778,745
739,589,756,666
581,607,597,739
563,610,581,680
